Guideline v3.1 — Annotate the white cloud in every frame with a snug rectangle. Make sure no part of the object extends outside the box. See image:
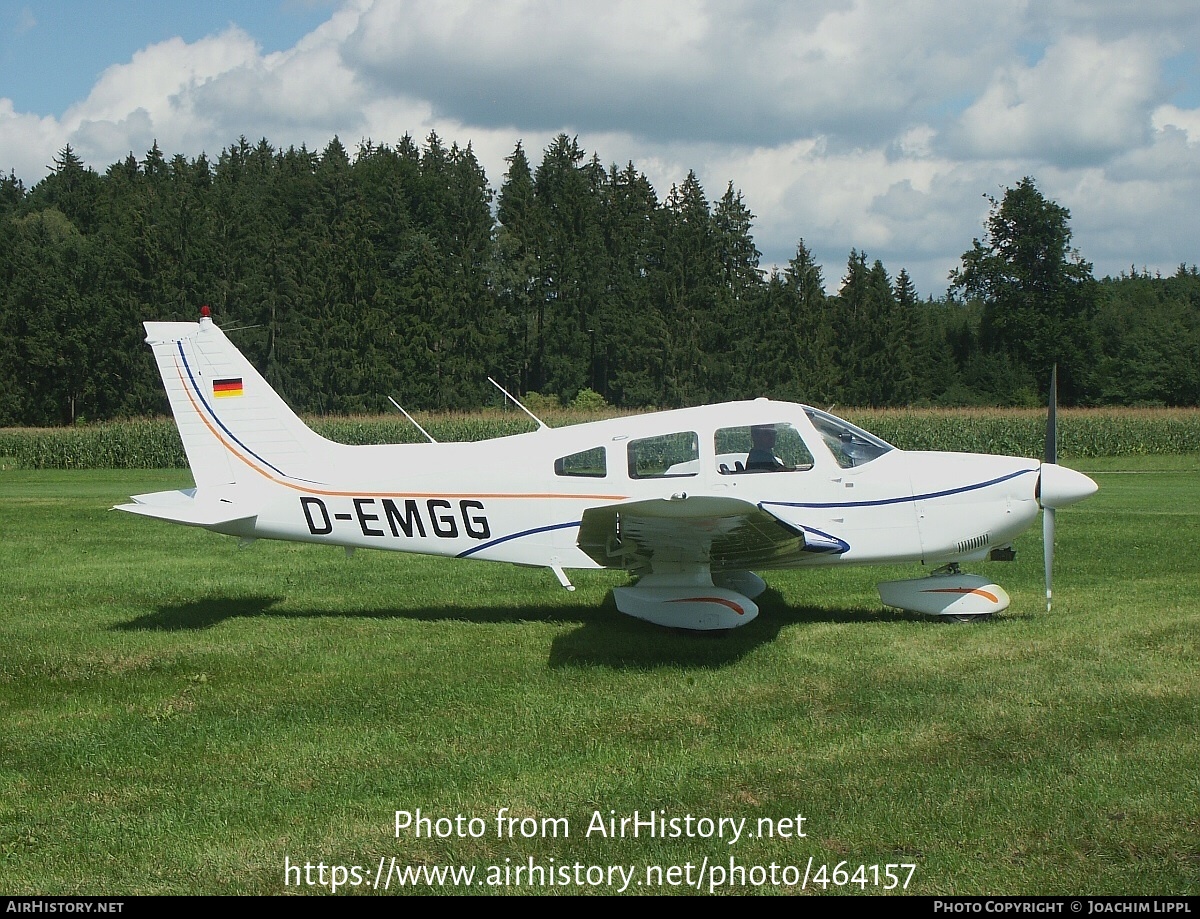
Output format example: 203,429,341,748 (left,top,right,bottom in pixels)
1152,103,1200,141
951,35,1163,165
65,31,260,129
1,28,269,171
0,99,64,180
339,0,1017,147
